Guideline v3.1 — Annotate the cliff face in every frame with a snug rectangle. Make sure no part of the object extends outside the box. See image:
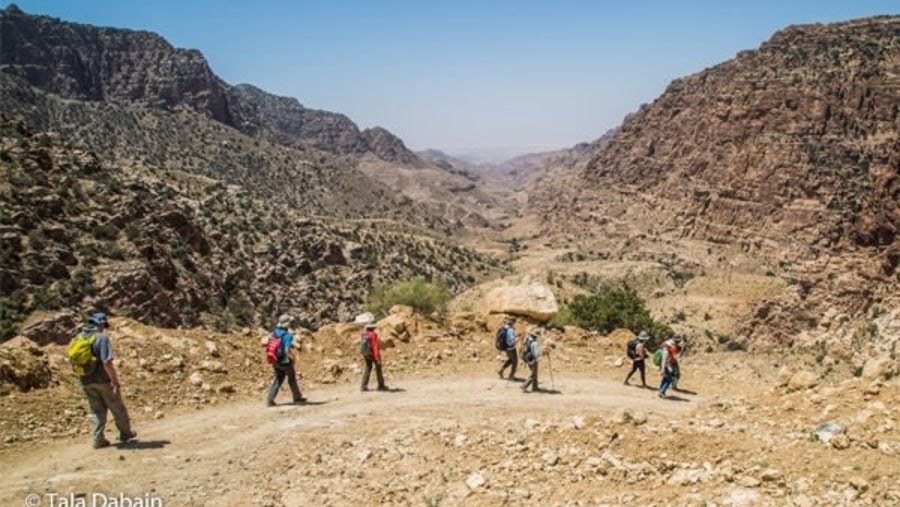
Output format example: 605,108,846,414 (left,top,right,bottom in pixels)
0,4,419,163
534,16,900,353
